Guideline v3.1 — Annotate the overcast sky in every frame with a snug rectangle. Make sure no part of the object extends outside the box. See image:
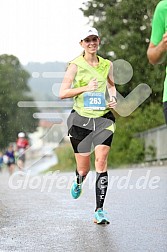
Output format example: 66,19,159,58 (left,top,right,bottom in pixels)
0,0,89,64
